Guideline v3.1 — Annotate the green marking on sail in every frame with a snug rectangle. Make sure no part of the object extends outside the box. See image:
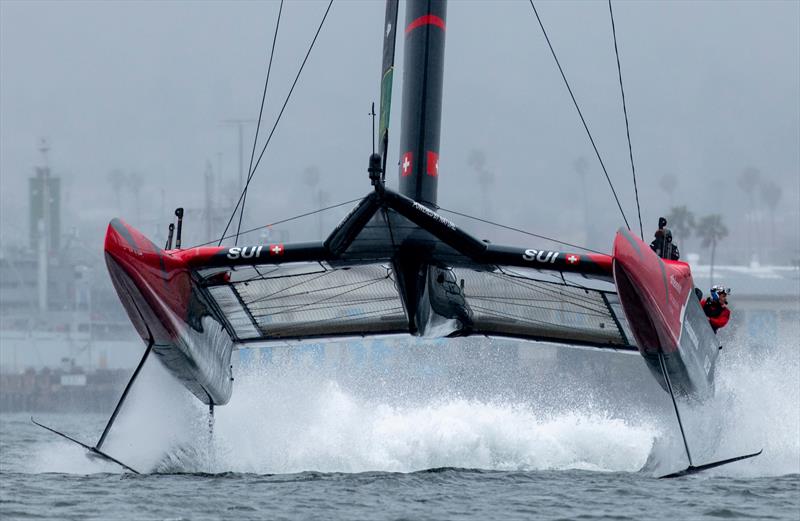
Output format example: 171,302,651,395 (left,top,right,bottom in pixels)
379,67,394,144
